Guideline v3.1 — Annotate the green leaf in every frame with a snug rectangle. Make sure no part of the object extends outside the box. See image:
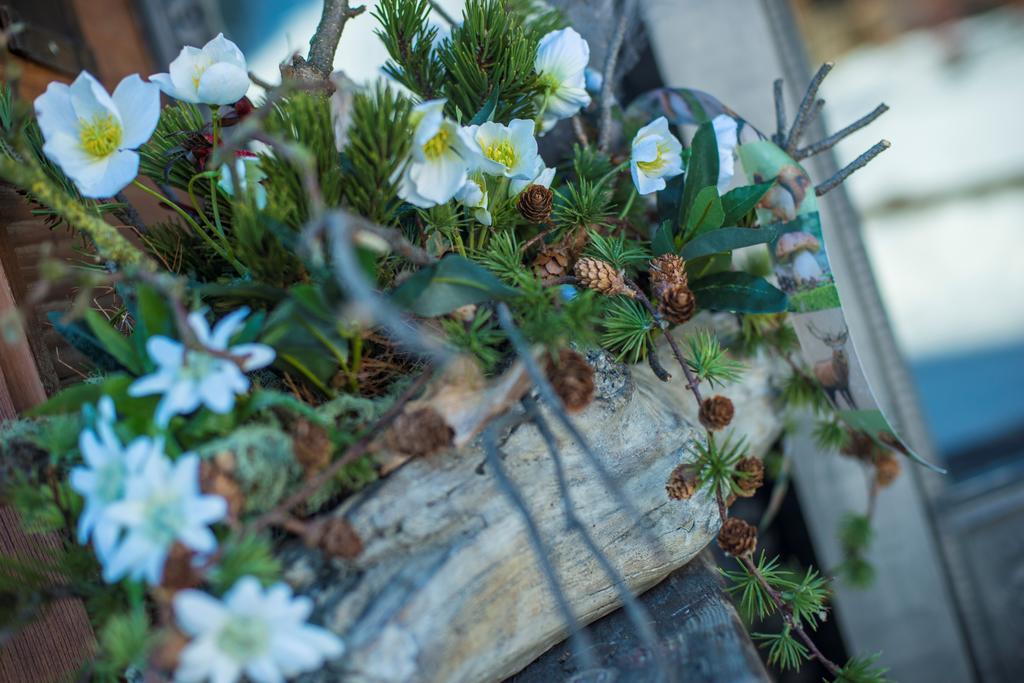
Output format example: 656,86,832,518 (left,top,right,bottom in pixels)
651,220,675,257
721,181,774,226
47,312,121,373
84,309,143,375
690,271,787,313
682,226,779,260
469,86,501,125
27,374,133,416
391,254,520,317
656,173,684,230
683,185,724,240
679,120,718,230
